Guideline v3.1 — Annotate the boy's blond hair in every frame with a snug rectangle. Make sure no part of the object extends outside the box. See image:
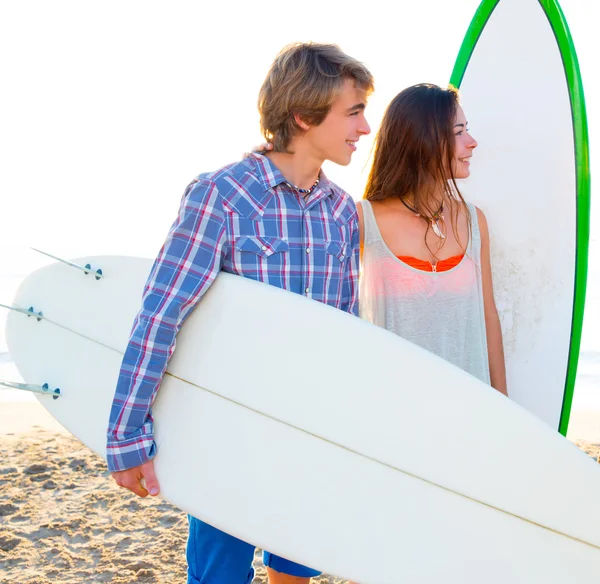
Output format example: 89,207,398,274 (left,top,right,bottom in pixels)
258,42,374,152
